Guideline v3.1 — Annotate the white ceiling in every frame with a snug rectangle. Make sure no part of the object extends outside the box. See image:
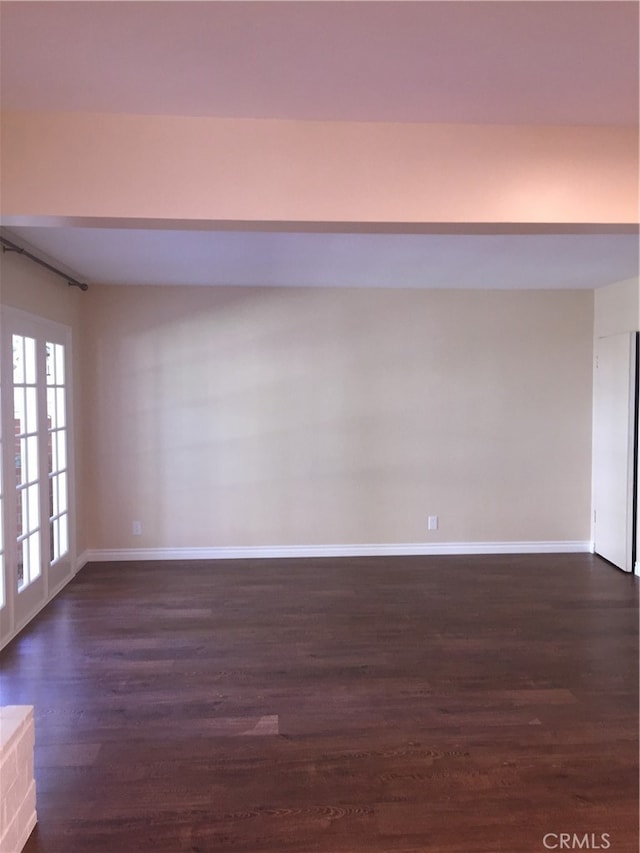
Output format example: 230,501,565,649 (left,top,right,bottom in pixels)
0,1,638,291
3,226,638,291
